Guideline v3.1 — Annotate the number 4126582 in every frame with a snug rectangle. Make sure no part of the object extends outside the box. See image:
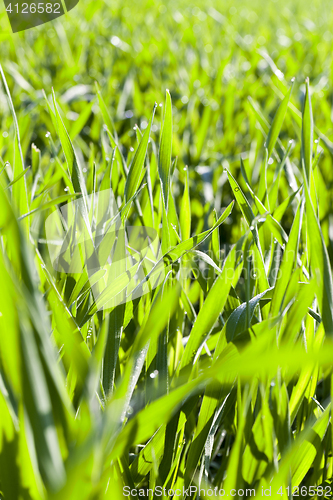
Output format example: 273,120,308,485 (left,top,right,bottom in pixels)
5,3,61,14
278,485,332,496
